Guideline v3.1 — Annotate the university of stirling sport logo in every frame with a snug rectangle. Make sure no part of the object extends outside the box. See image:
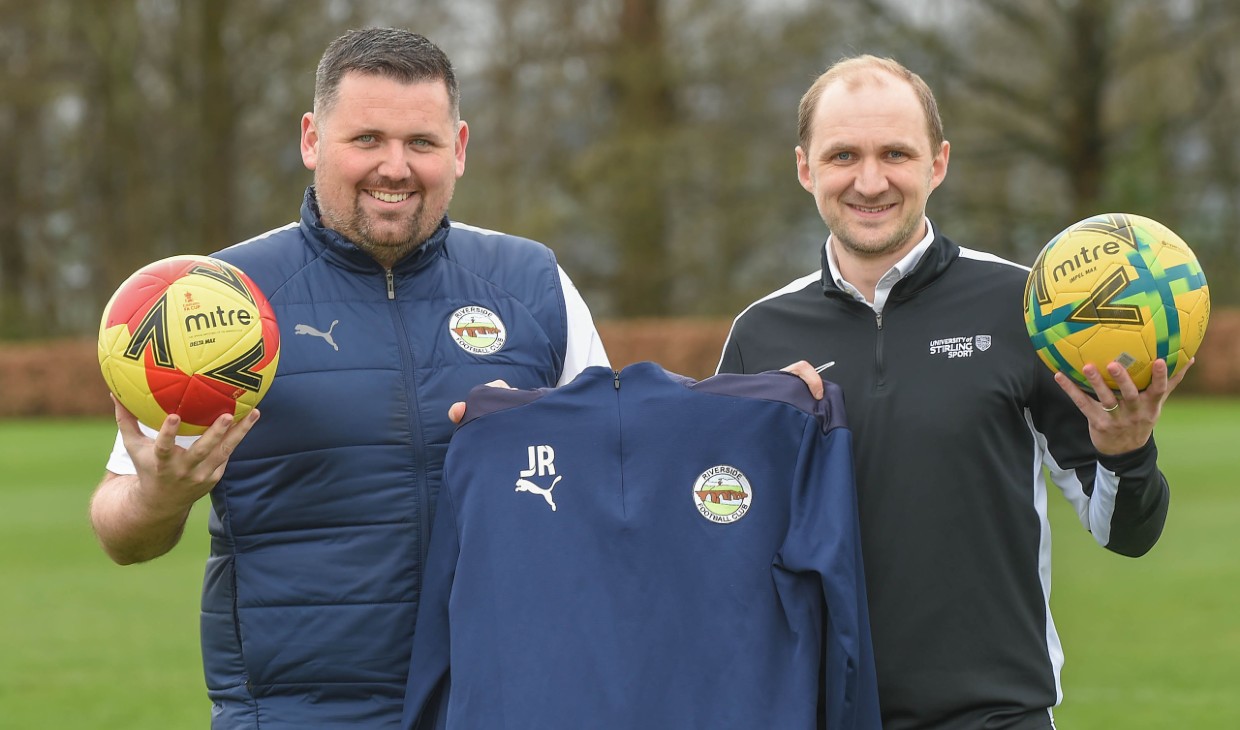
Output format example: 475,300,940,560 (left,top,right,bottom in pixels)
692,465,753,524
449,306,507,355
